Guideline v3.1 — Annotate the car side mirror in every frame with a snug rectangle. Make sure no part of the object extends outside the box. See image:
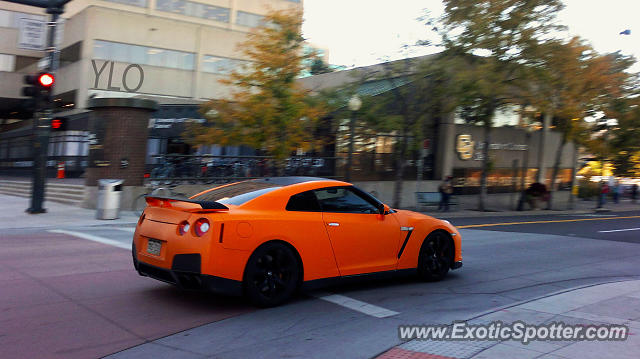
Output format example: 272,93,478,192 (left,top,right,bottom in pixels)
378,203,390,215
